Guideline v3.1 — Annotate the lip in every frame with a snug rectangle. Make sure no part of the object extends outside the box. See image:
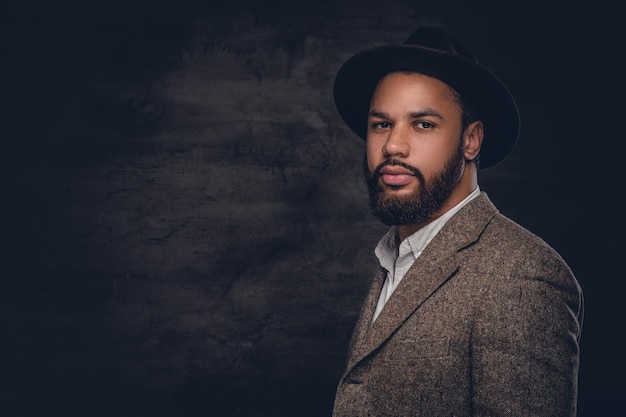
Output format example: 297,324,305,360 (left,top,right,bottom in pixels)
380,166,414,176
379,166,415,186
